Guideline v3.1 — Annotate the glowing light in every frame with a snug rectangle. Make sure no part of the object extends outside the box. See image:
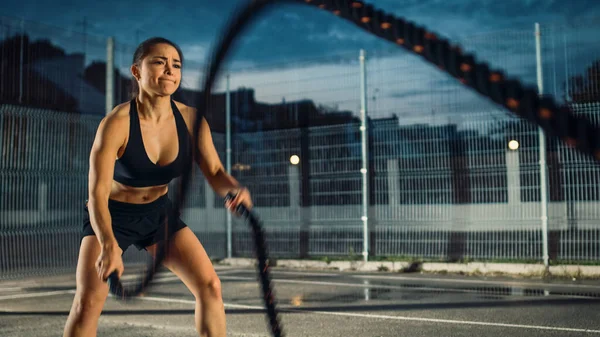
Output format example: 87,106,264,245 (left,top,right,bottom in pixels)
291,295,303,306
539,108,552,119
507,98,519,109
490,73,503,82
460,63,472,72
